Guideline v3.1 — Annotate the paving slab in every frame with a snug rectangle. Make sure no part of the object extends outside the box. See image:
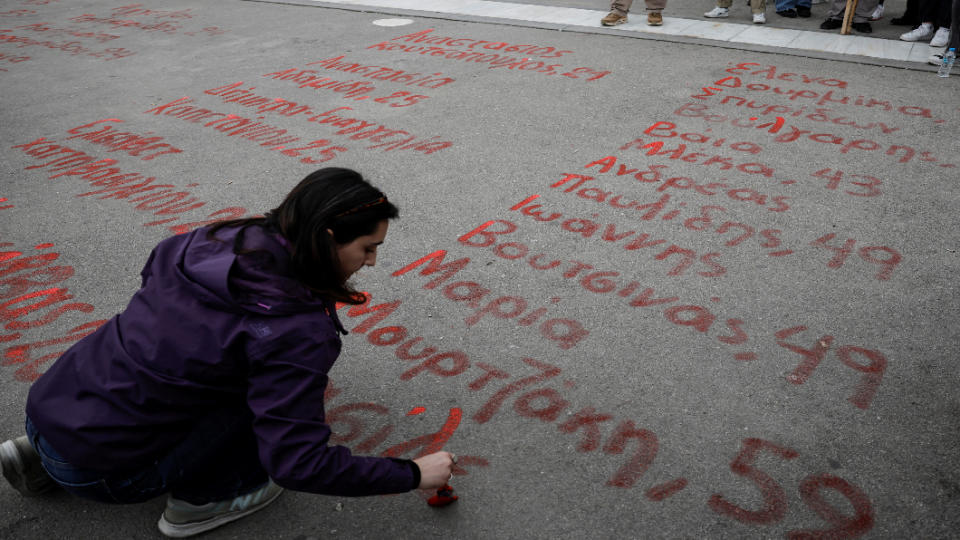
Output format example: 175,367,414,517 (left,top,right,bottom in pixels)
1,0,958,539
